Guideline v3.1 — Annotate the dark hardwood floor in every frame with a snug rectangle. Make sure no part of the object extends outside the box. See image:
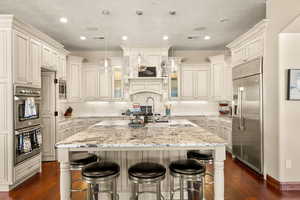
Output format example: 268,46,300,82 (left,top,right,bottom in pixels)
1,154,300,200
